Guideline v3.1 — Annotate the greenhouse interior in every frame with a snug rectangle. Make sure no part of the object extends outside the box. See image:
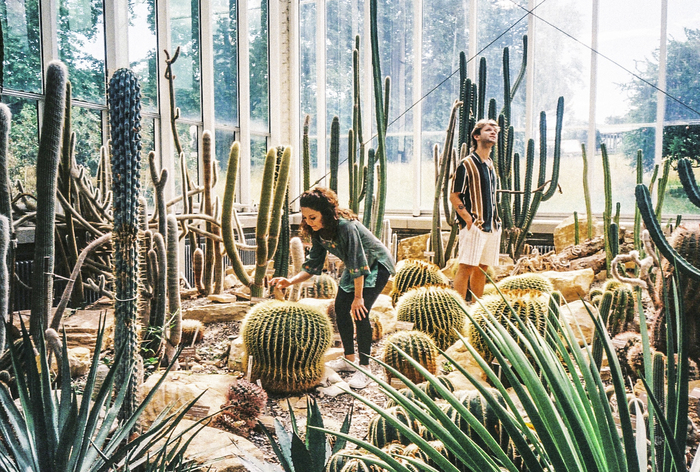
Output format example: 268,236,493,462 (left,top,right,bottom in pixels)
1,0,700,470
